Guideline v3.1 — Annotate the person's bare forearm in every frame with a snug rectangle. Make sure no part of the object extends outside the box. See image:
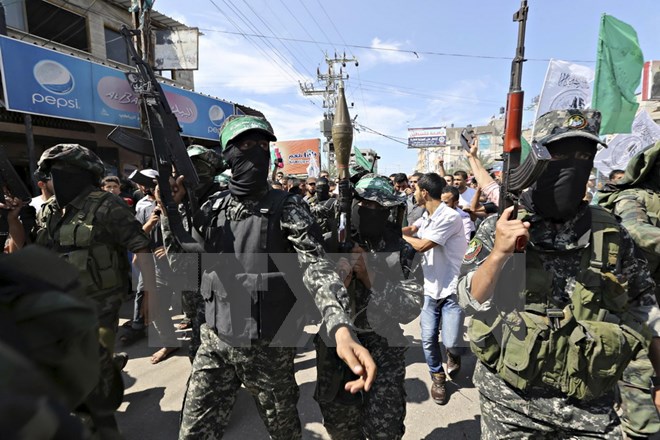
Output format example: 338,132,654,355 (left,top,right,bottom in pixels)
470,250,509,304
468,156,495,190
